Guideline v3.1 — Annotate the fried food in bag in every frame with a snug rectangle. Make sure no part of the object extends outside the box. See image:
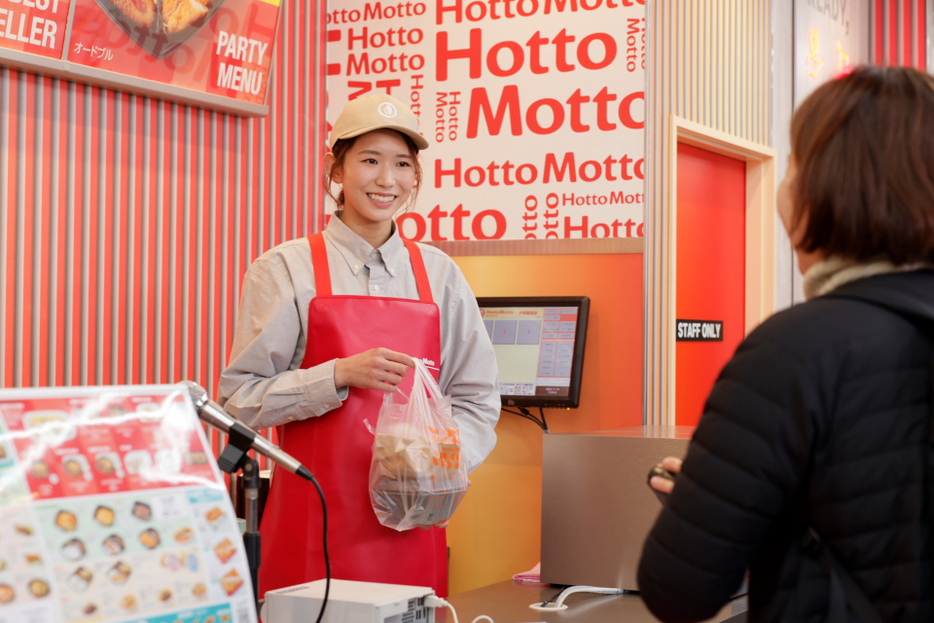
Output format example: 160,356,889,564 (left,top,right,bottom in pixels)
369,359,468,531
